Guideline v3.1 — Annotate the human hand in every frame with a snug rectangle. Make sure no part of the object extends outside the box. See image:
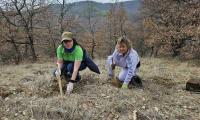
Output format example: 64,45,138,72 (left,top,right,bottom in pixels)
55,68,61,76
121,83,128,89
66,82,74,94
